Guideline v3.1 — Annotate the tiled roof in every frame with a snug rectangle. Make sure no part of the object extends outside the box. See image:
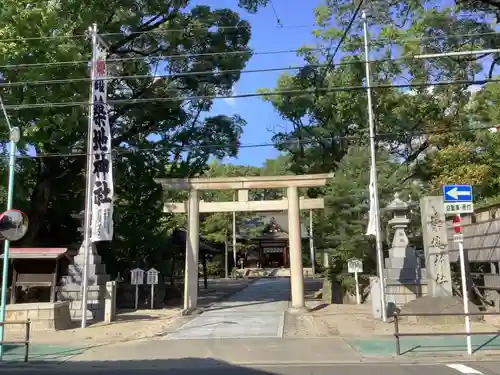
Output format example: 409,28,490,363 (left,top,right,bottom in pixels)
238,212,309,239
